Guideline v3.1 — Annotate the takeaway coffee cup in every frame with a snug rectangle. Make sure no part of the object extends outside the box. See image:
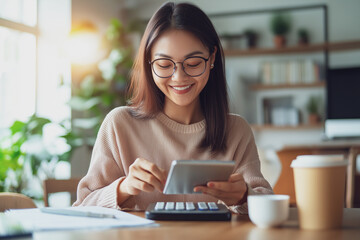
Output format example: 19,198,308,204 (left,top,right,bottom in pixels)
248,194,290,228
291,155,347,230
